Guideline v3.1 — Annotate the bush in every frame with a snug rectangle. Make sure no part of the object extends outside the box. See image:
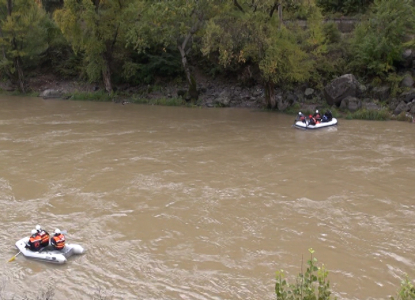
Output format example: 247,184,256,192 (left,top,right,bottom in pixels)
68,91,113,102
345,108,390,120
130,96,184,106
392,112,413,122
391,276,415,300
276,250,415,300
316,0,374,15
348,0,415,78
322,22,341,44
275,248,334,300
